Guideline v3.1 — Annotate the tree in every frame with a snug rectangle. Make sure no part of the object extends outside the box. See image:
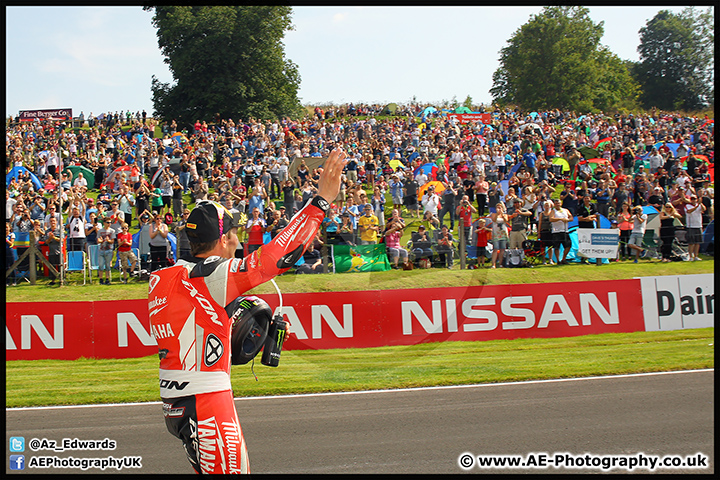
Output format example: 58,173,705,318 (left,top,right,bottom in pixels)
635,7,714,111
144,6,303,127
462,95,473,110
490,6,640,113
